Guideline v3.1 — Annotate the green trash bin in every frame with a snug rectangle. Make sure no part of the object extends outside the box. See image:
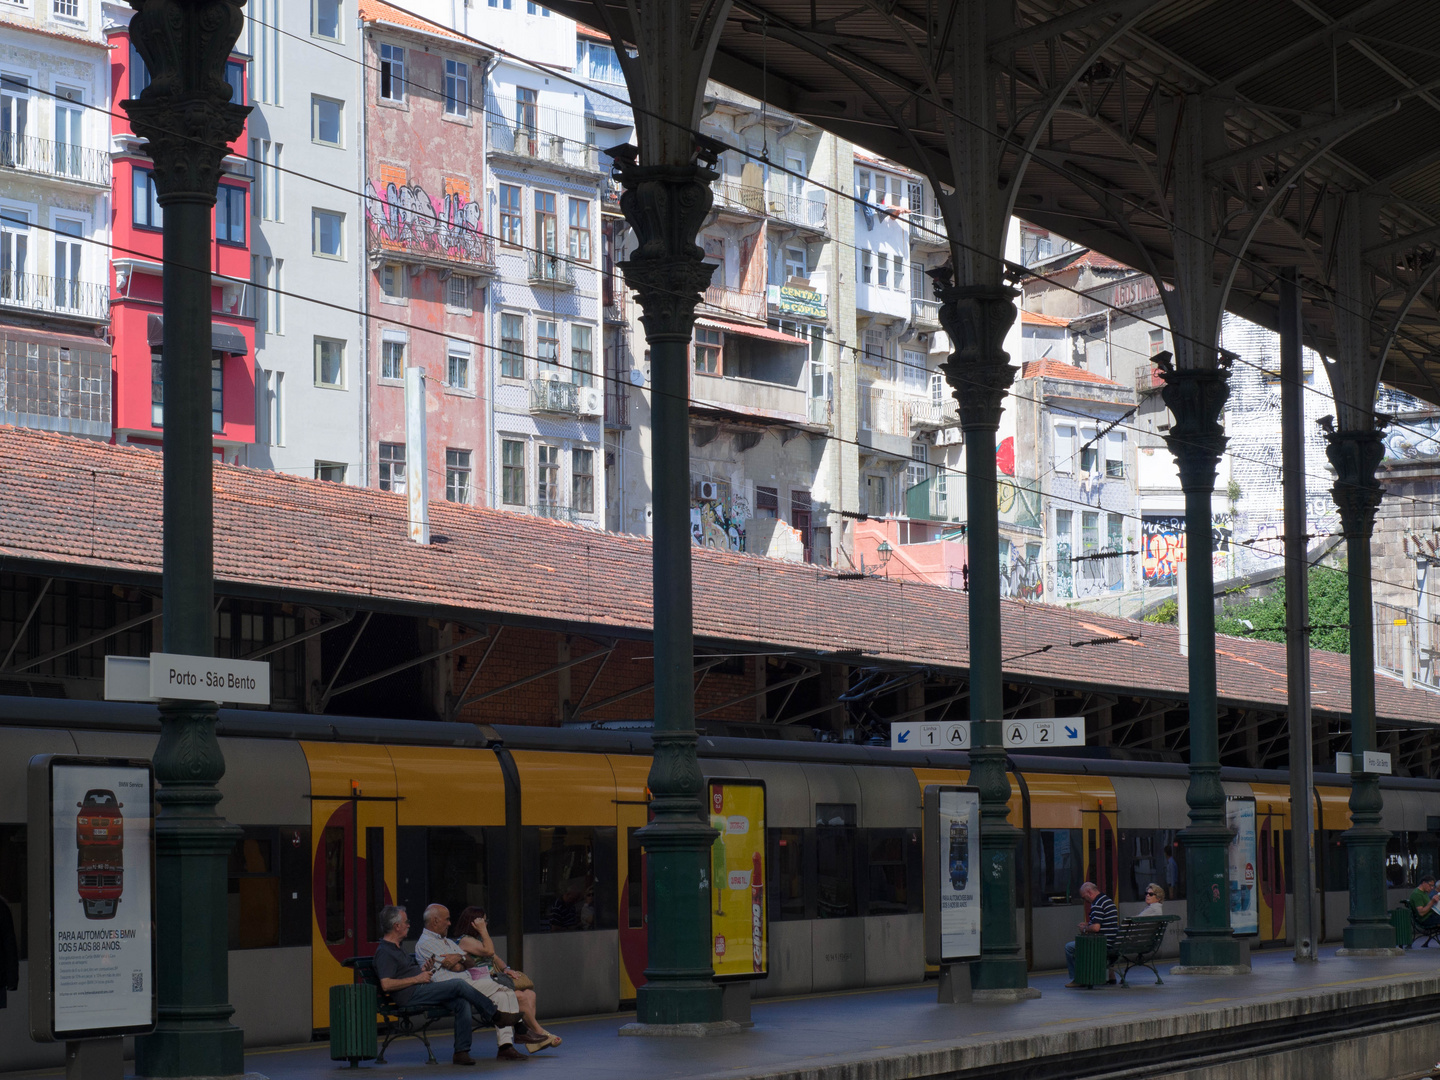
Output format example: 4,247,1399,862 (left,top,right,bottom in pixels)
329,982,378,1067
1391,905,1414,949
1072,932,1109,988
